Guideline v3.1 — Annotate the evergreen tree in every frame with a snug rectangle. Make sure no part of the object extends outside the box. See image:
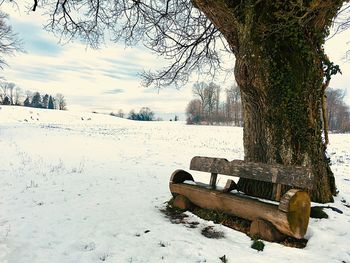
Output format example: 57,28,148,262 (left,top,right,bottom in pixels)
31,92,42,108
2,96,10,105
42,94,49,108
48,95,54,109
23,96,31,107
